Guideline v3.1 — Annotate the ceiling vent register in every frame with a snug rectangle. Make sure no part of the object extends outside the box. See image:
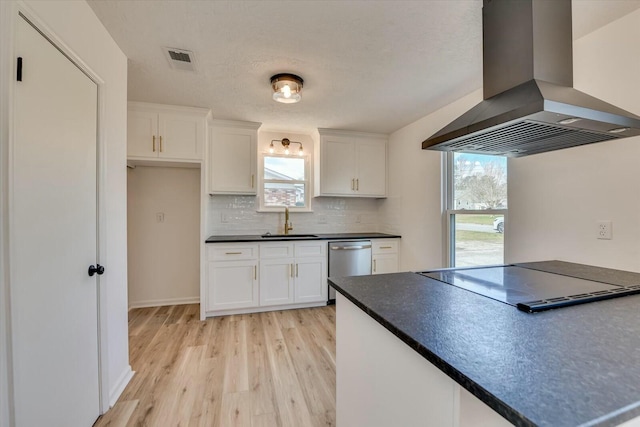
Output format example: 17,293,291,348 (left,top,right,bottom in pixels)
163,47,197,72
